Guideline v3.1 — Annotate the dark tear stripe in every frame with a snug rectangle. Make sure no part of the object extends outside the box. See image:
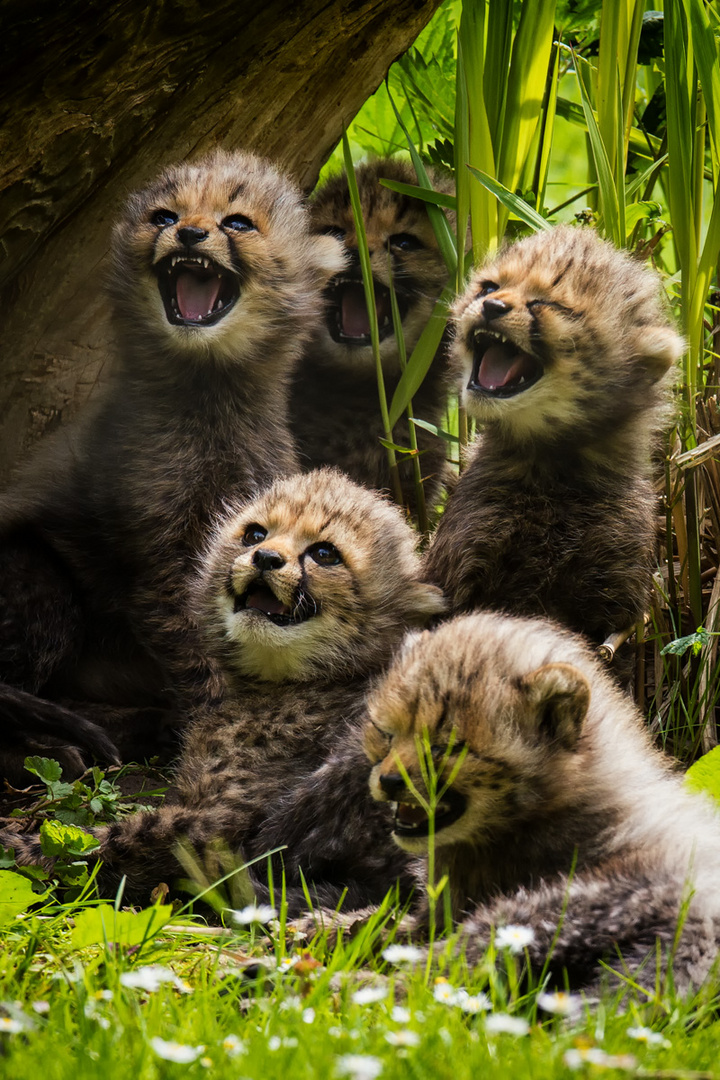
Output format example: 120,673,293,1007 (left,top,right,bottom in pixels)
551,258,574,288
228,181,247,203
